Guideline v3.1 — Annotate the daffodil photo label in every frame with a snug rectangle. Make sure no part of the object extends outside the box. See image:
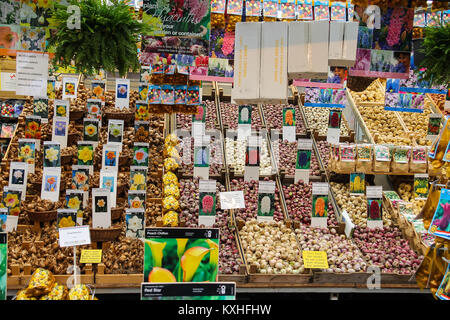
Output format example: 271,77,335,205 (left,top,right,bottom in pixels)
77,142,94,166
144,227,219,283
83,118,99,142
54,100,69,118
43,141,61,167
130,167,147,191
62,76,78,100
57,209,77,229
107,120,124,144
125,209,145,239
